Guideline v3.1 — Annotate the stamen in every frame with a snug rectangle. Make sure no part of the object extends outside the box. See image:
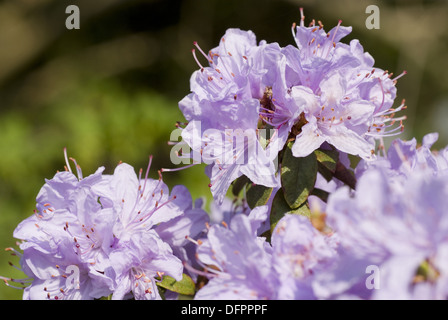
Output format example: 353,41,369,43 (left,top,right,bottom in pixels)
161,163,197,172
7,261,23,273
193,41,213,64
182,262,221,279
325,20,342,58
291,22,297,39
185,235,201,246
299,7,305,27
140,155,153,197
391,70,407,82
63,148,72,174
68,155,83,180
0,277,27,290
129,195,177,227
192,49,204,71
5,247,22,257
